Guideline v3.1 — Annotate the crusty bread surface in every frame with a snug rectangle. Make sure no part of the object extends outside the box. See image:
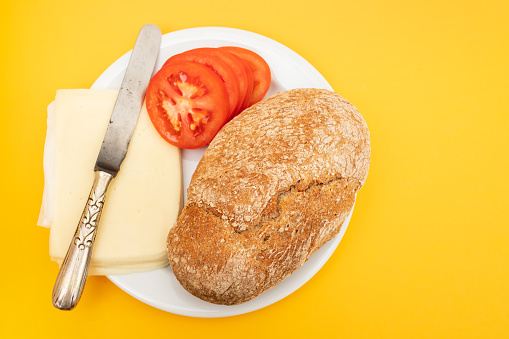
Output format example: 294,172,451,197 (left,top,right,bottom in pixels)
167,88,371,305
